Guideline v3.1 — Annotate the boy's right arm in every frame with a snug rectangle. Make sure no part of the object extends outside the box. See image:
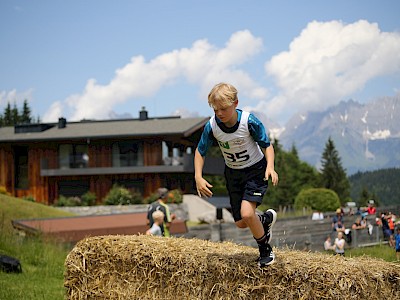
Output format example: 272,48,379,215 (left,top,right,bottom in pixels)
194,148,213,197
